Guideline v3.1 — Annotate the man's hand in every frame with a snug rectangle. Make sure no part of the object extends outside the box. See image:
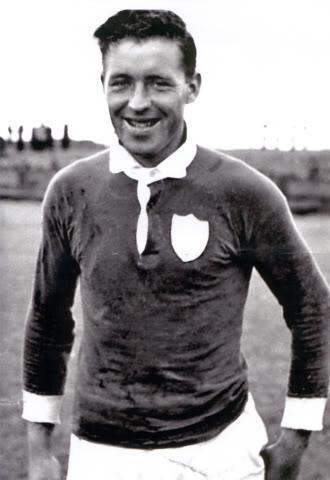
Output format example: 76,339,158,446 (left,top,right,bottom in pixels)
260,428,311,480
29,453,61,480
27,422,62,480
